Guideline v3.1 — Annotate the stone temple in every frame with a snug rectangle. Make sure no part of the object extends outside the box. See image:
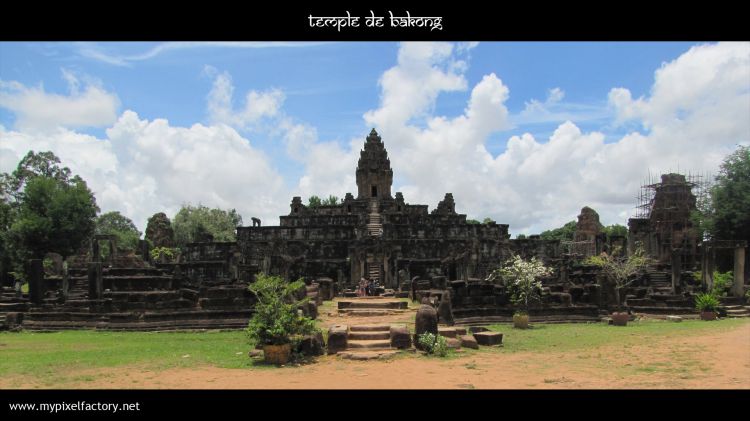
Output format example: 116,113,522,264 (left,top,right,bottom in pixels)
236,129,510,292
0,129,747,332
